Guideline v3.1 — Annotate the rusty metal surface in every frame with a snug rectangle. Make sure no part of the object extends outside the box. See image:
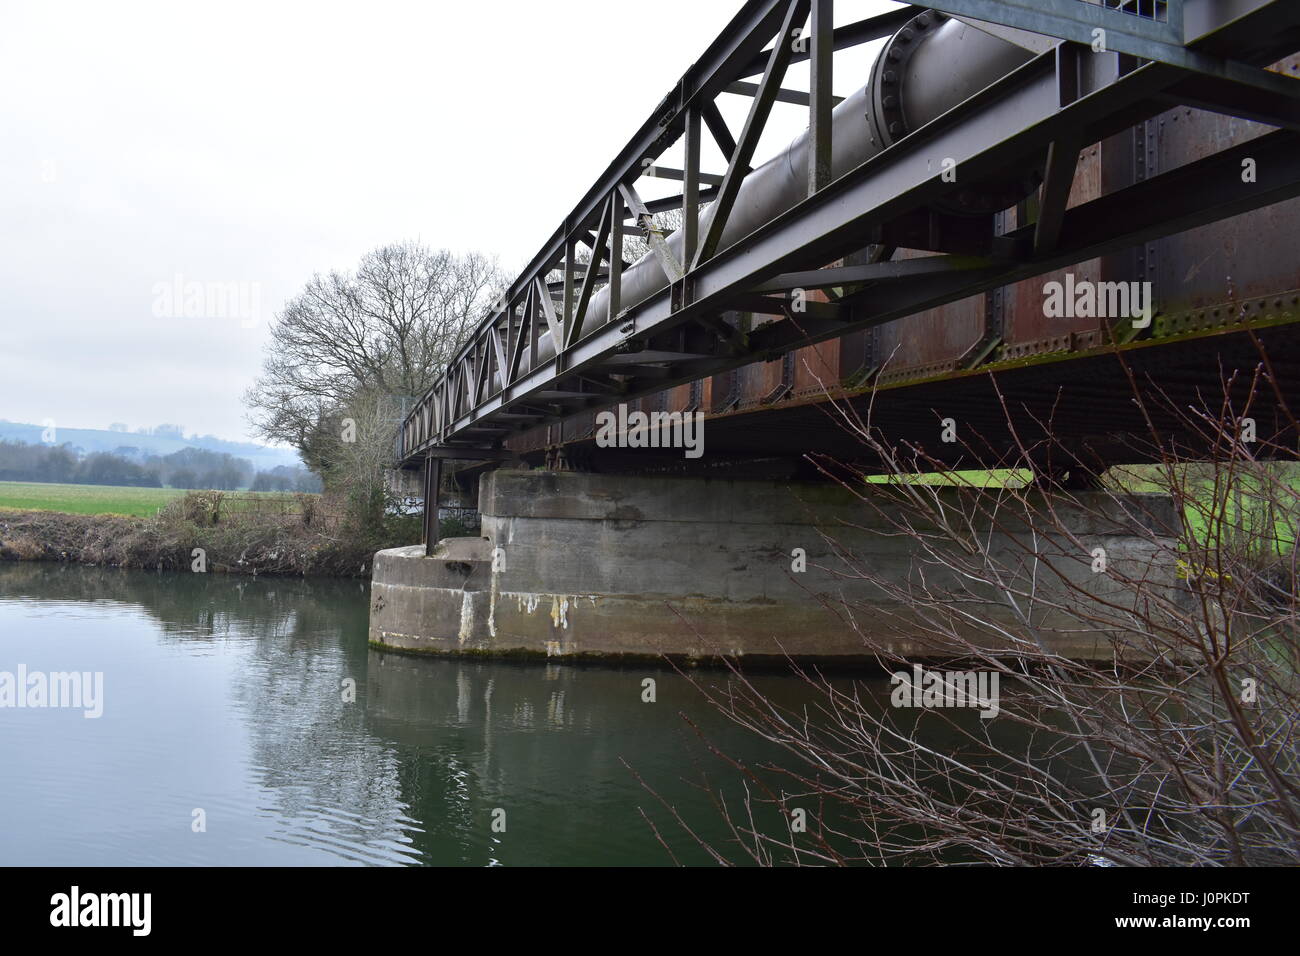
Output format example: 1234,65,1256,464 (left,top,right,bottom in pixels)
874,290,985,383
790,339,841,396
506,320,1300,474
1152,55,1300,311
871,247,987,379
1004,142,1107,344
